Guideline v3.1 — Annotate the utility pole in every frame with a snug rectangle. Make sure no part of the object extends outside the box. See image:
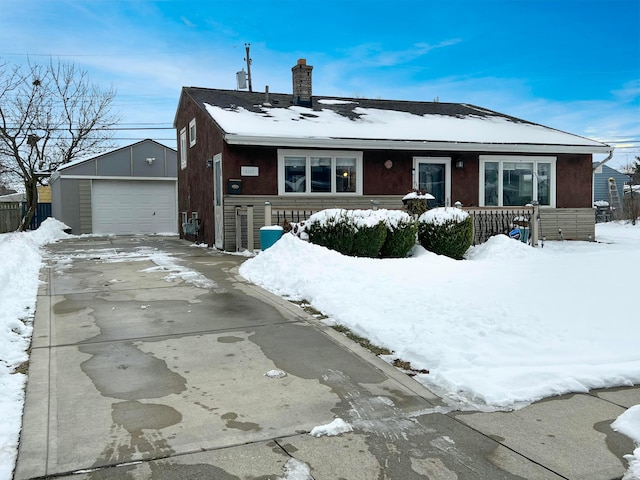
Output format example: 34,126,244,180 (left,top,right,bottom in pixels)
244,43,253,92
